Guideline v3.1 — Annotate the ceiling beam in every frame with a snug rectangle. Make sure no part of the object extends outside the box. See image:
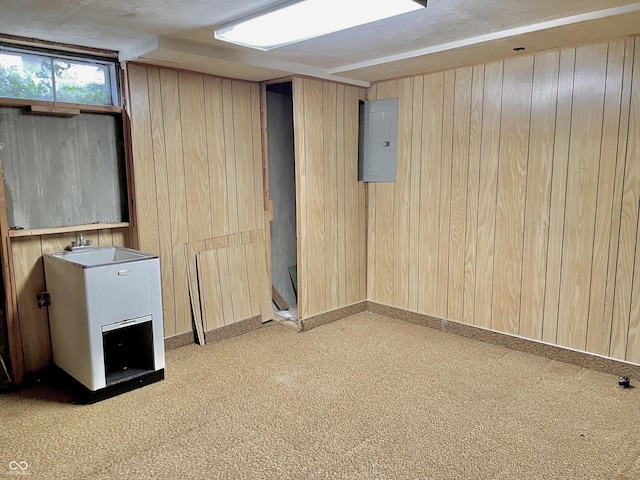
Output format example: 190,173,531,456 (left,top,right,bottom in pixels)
328,2,640,74
121,35,370,87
